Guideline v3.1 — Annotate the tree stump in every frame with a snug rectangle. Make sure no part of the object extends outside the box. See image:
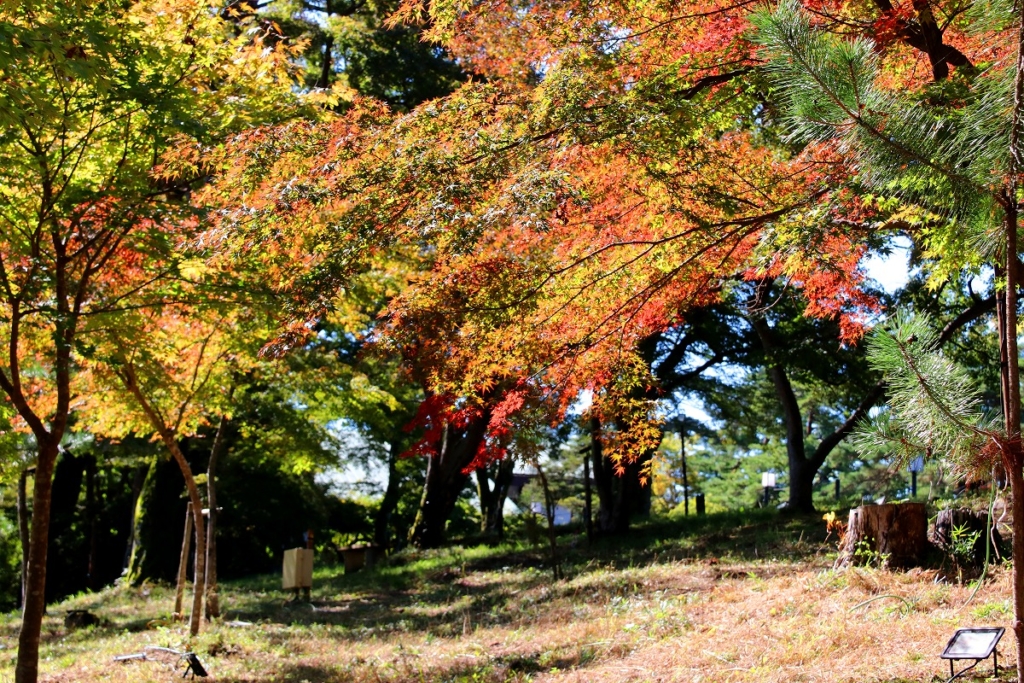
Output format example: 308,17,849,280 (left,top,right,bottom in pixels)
837,503,928,568
934,507,1001,569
